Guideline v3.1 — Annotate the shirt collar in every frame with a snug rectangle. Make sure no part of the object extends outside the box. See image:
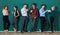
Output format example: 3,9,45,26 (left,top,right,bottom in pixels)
23,7,26,9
